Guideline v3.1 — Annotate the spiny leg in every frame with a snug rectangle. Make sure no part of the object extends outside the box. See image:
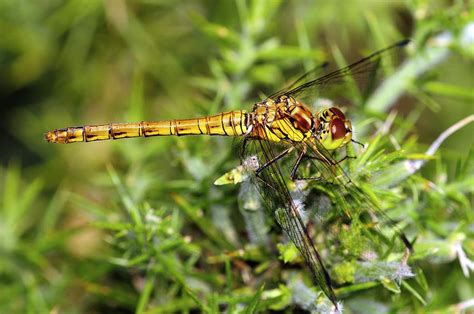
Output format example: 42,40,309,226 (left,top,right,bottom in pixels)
255,147,293,176
253,144,354,183
351,138,365,148
255,147,324,182
335,154,357,165
290,149,324,181
289,147,357,182
303,150,356,166
251,146,294,192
